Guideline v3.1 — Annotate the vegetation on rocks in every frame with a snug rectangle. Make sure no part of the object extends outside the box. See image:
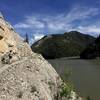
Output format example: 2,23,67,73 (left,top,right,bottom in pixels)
60,83,72,97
